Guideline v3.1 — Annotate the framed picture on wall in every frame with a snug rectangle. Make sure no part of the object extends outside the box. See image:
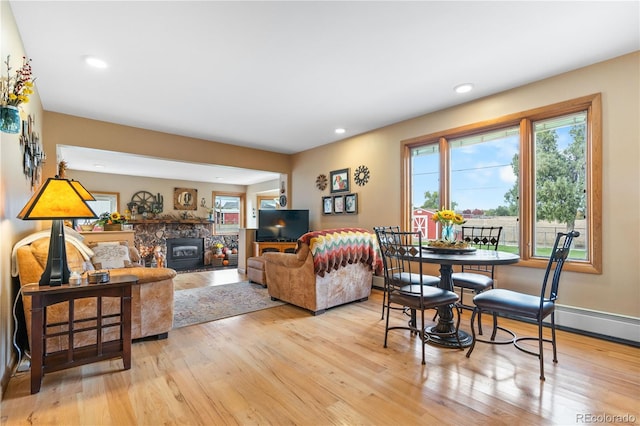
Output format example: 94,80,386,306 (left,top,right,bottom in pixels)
330,168,350,193
345,193,358,214
322,196,333,215
174,187,197,210
333,195,345,214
